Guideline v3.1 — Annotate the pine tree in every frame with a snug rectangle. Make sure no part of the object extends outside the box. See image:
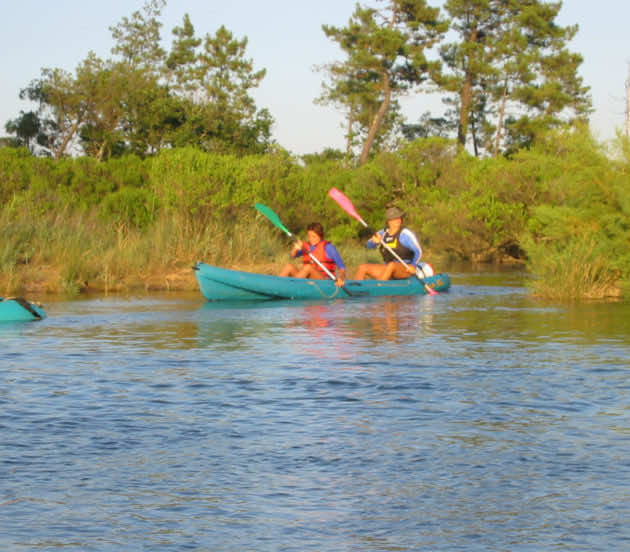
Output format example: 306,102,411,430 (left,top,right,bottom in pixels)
320,0,447,164
439,0,591,155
